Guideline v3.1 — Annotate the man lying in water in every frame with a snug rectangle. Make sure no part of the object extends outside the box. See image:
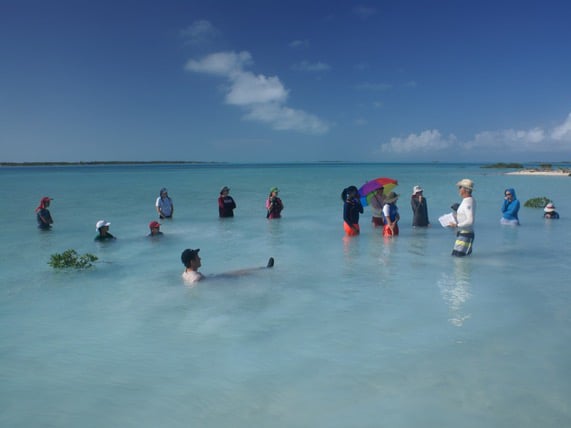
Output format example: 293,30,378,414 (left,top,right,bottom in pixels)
181,248,274,284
